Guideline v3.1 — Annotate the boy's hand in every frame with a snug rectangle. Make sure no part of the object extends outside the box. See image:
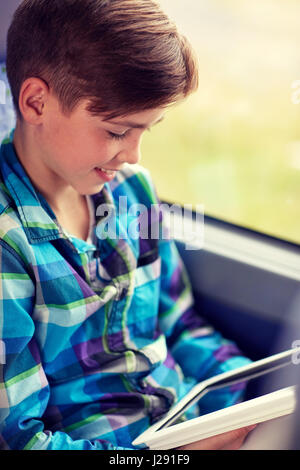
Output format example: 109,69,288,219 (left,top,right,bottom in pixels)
176,424,257,450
